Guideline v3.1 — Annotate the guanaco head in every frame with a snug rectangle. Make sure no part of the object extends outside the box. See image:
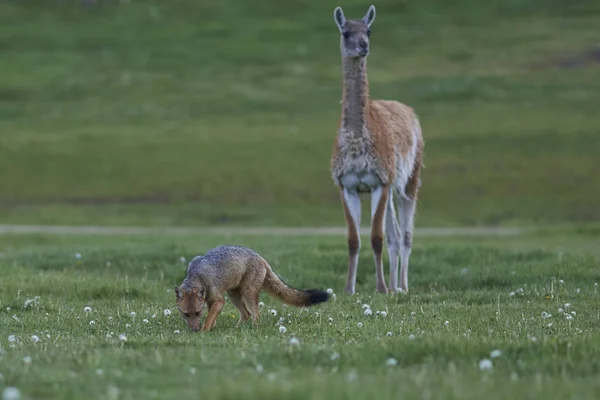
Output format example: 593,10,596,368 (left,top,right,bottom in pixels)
175,286,205,332
333,5,376,59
